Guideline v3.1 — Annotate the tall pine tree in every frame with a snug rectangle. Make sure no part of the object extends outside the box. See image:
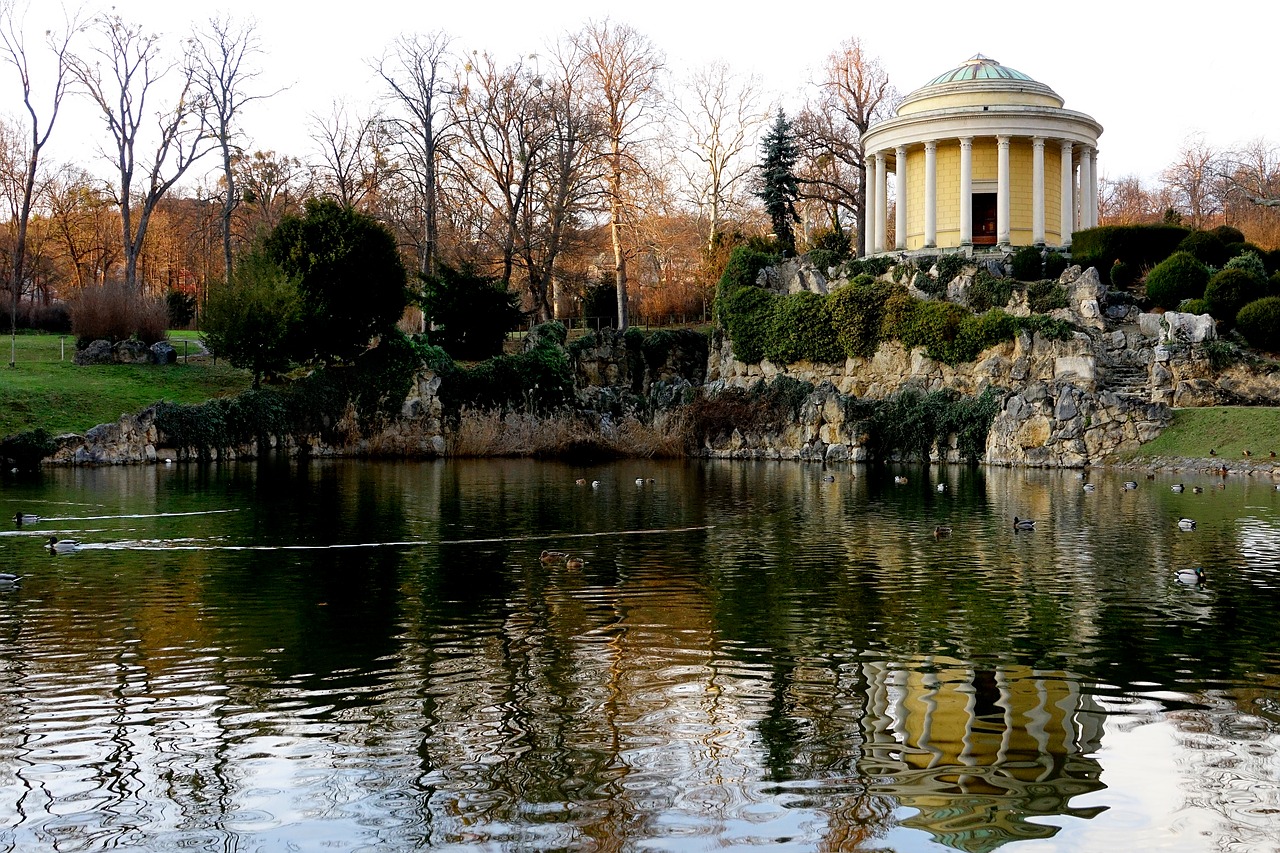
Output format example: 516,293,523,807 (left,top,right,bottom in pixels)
755,109,801,255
